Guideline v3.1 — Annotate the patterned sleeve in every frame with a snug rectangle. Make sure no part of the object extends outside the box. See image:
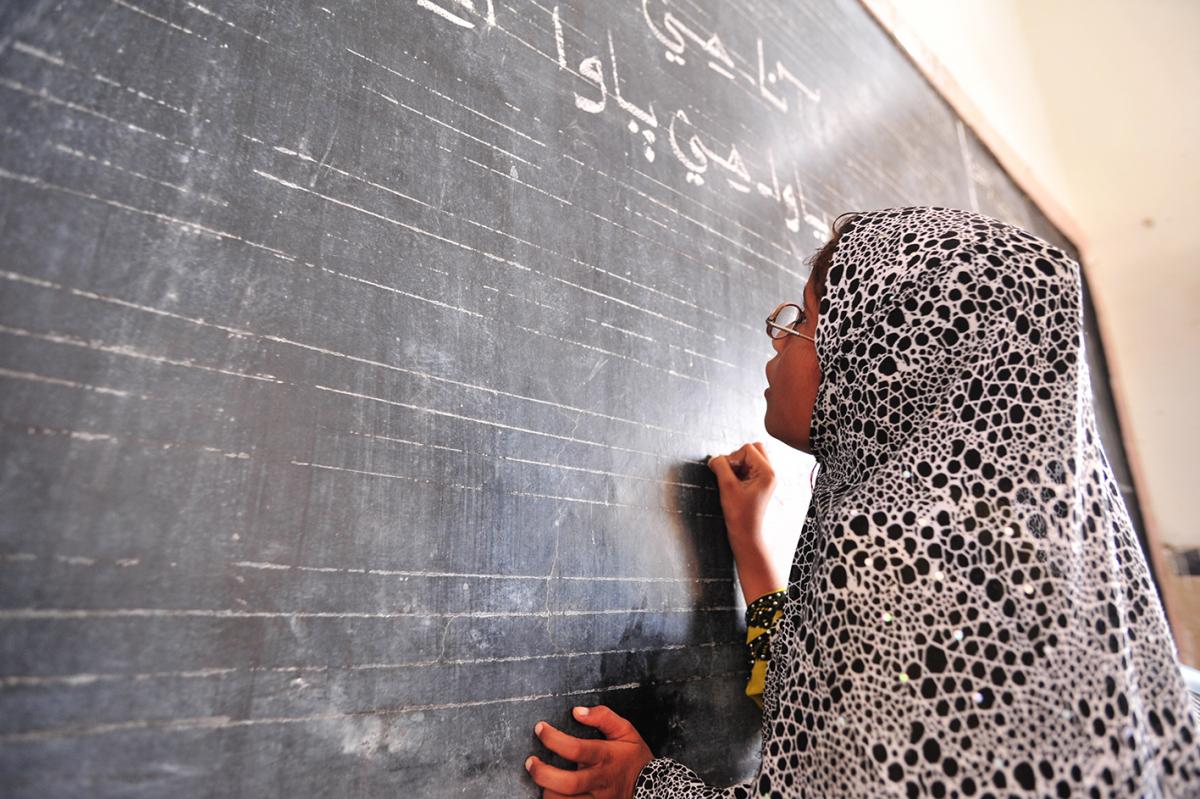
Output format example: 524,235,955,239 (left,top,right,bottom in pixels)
743,589,786,708
633,758,754,799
